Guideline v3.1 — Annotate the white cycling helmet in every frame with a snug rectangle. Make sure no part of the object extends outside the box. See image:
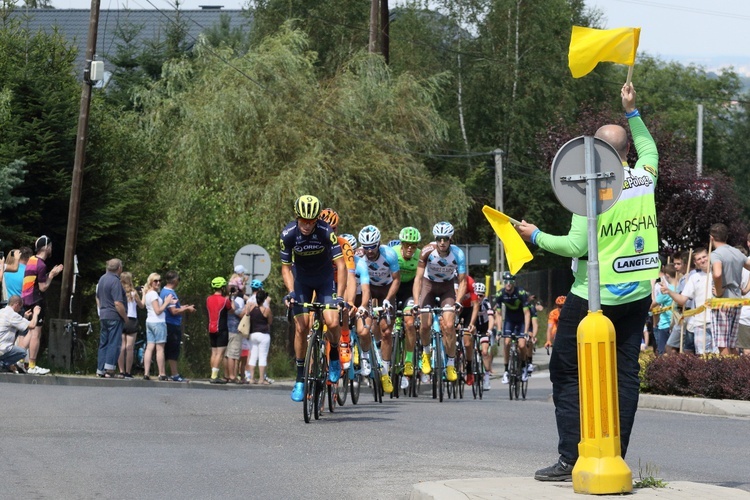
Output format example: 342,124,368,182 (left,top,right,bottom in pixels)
358,225,381,246
473,282,486,295
341,233,358,250
432,221,454,238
